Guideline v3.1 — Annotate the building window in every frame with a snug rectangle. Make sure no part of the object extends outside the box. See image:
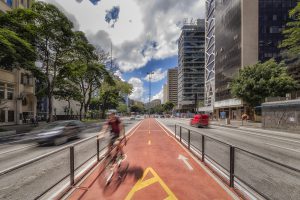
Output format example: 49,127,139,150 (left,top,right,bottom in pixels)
22,97,27,106
0,110,5,122
273,15,277,21
0,83,4,100
7,84,14,100
8,110,14,122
